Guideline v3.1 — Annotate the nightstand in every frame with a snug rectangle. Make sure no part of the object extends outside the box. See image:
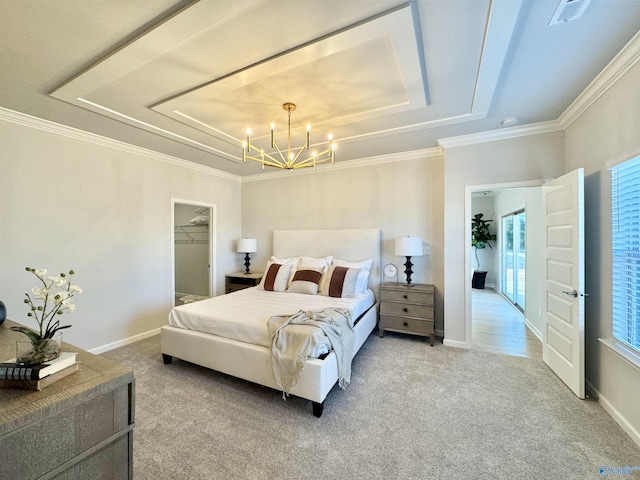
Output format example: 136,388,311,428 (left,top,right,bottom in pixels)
379,283,435,345
225,272,263,293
